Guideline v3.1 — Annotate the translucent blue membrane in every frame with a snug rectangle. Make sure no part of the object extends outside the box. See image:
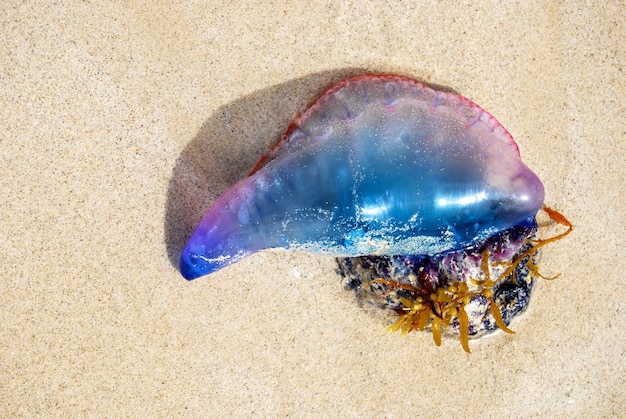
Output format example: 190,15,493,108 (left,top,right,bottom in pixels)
180,76,544,280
